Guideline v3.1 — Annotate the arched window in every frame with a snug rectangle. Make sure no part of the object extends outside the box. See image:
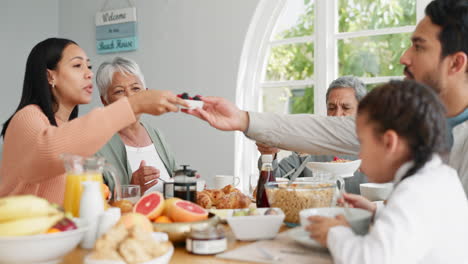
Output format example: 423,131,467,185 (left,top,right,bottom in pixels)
236,0,430,192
